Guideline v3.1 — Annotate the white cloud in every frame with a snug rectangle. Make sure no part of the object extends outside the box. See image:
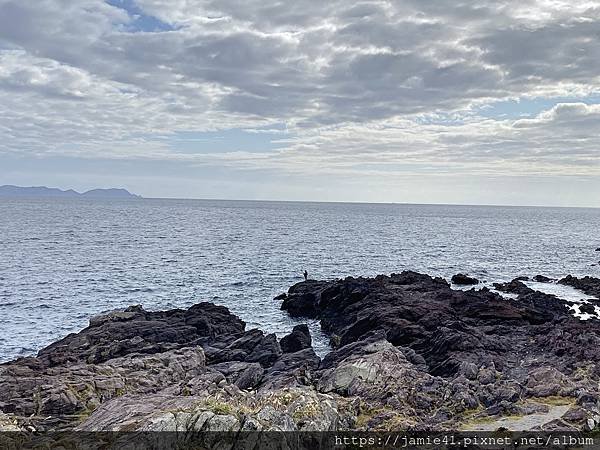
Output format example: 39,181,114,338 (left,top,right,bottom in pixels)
0,0,599,184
